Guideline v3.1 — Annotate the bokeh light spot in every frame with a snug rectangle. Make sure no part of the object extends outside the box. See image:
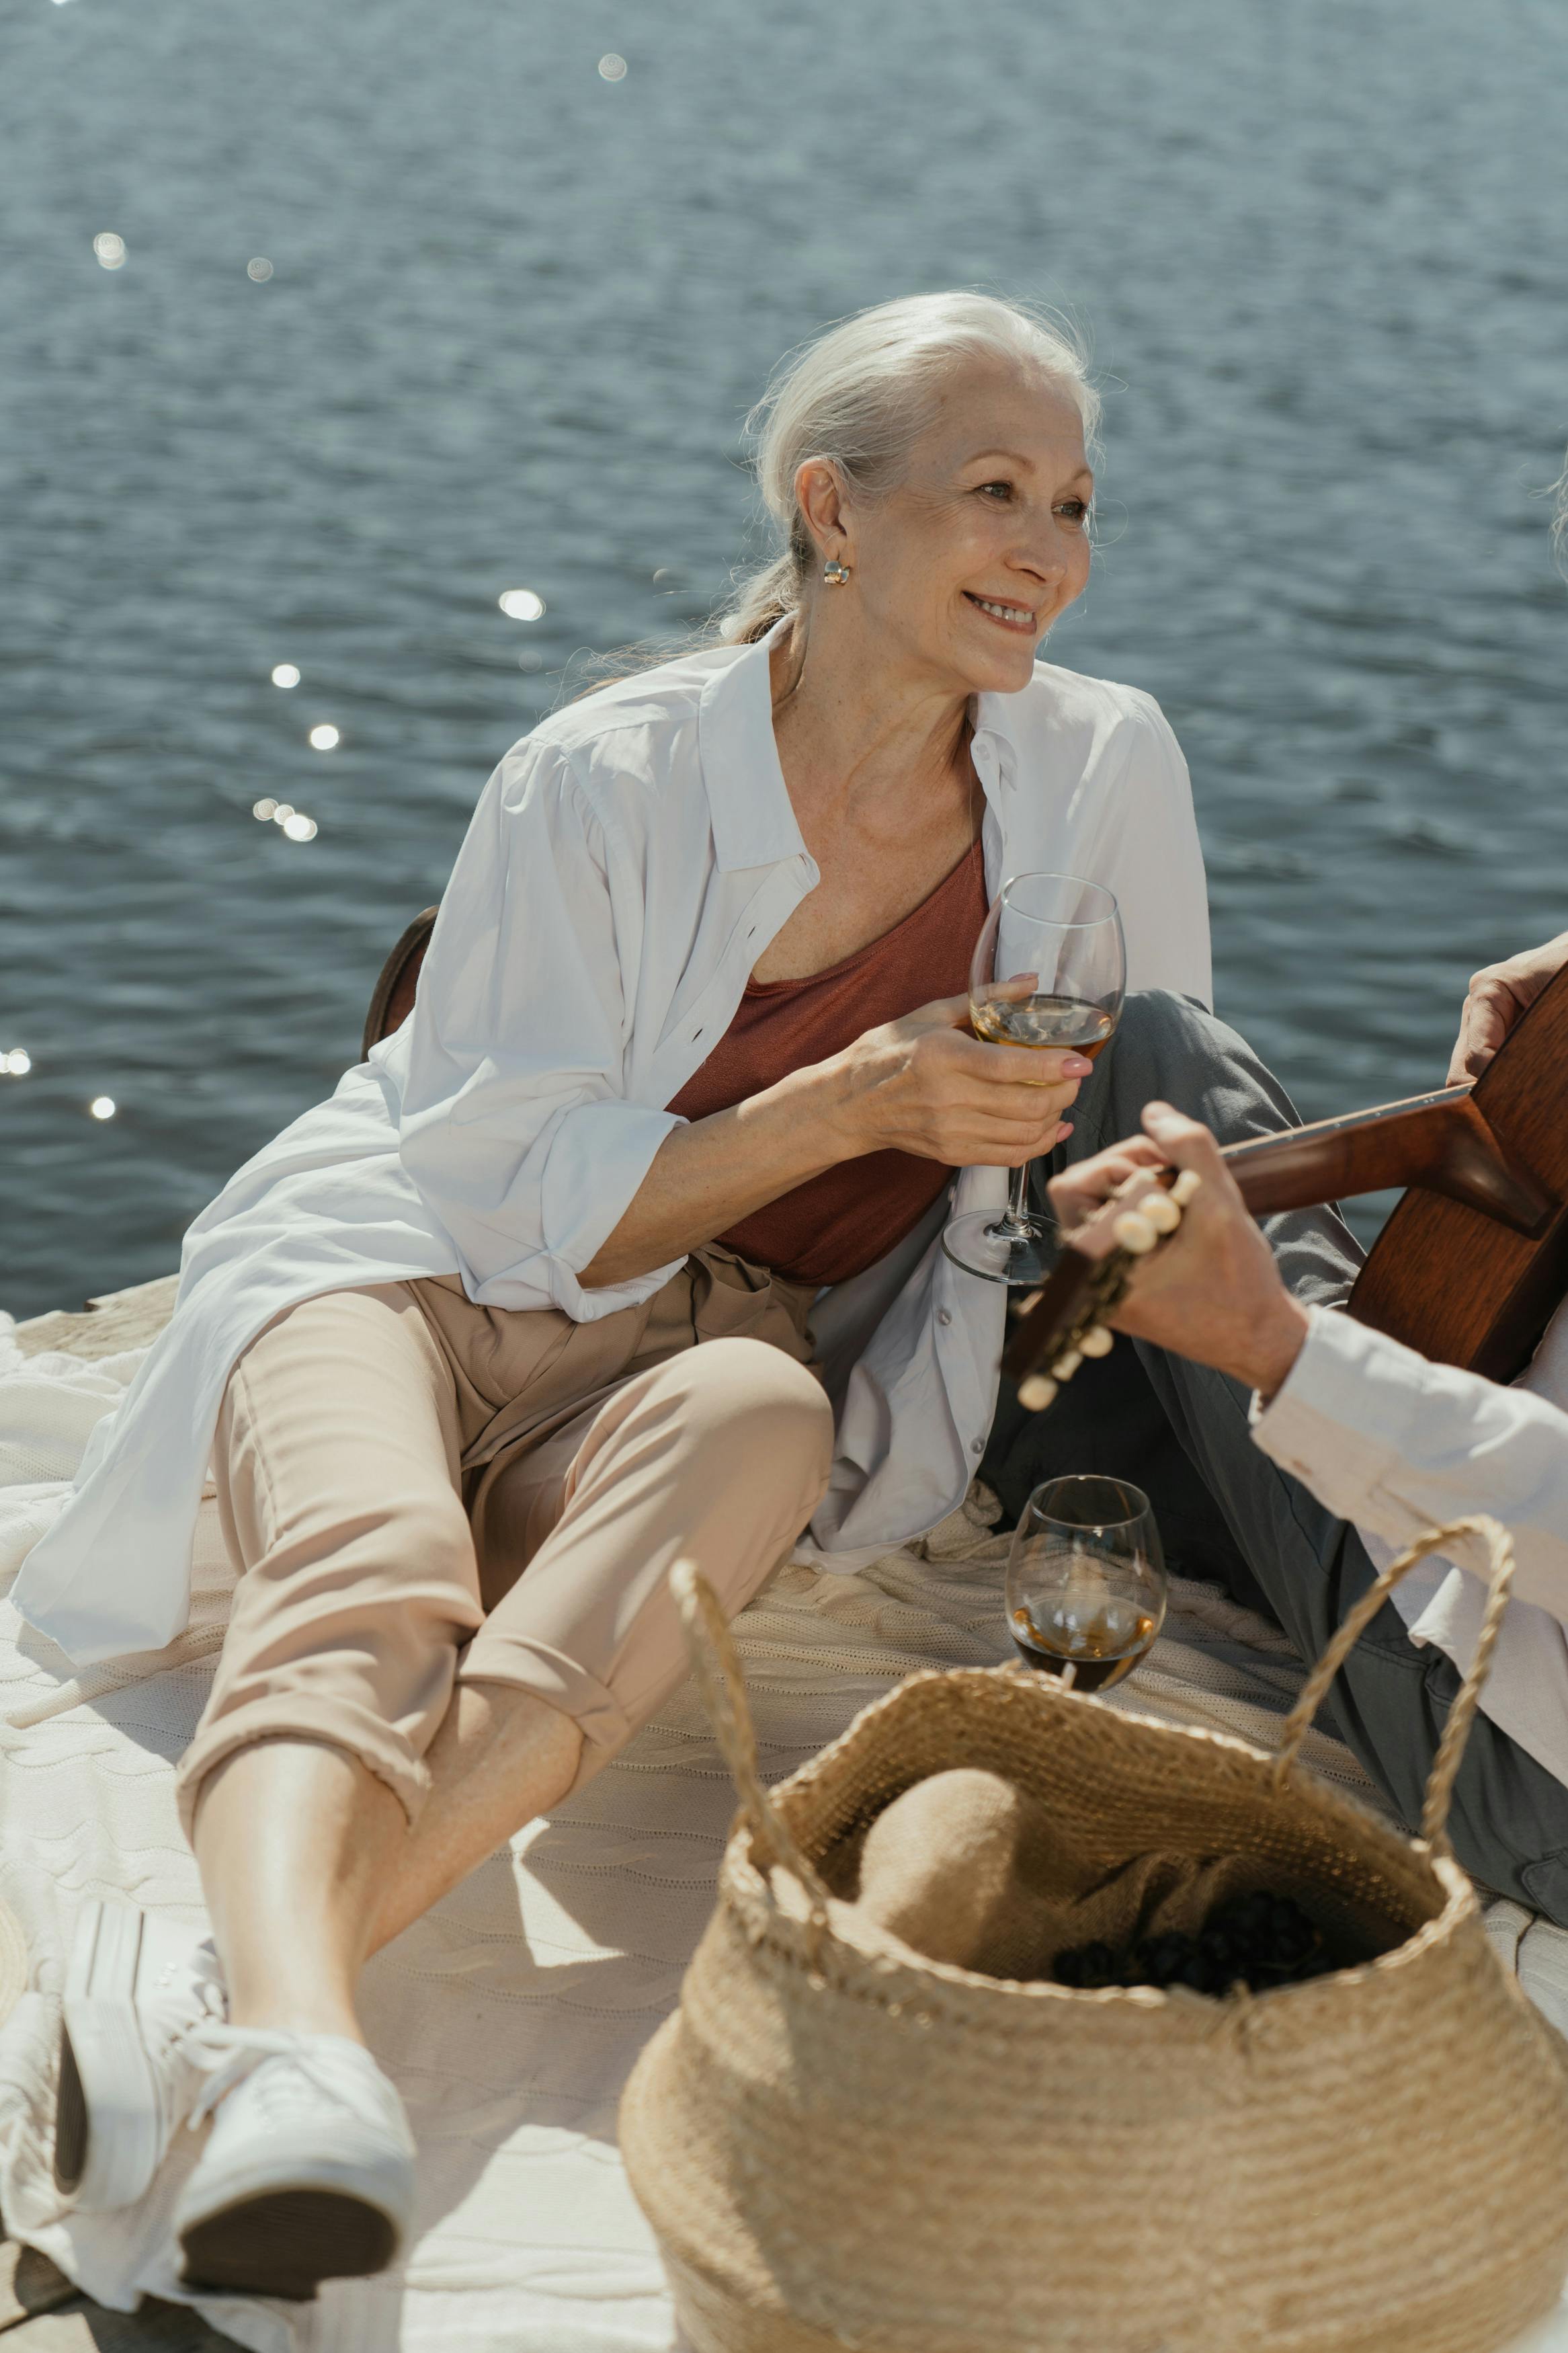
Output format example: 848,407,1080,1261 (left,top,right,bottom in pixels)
272,803,295,824
93,233,127,270
1,1049,32,1076
89,1096,117,1121
499,588,545,621
281,811,319,842
598,53,628,79
308,723,340,750
271,663,300,688
247,257,274,282
252,797,278,822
